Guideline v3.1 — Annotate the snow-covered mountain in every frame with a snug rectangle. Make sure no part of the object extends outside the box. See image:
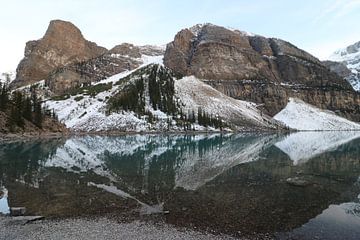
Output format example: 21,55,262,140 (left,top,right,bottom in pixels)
9,20,360,133
329,41,360,91
45,55,280,132
274,98,360,131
